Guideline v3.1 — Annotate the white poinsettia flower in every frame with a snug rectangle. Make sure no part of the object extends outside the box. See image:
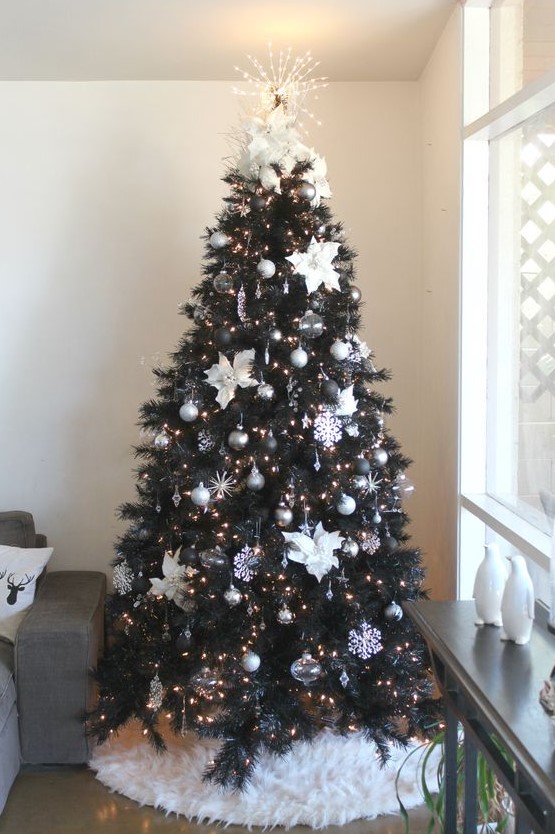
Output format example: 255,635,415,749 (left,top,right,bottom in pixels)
286,237,341,295
205,349,258,409
335,384,358,417
303,153,332,207
350,334,371,359
282,522,344,582
148,548,196,606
